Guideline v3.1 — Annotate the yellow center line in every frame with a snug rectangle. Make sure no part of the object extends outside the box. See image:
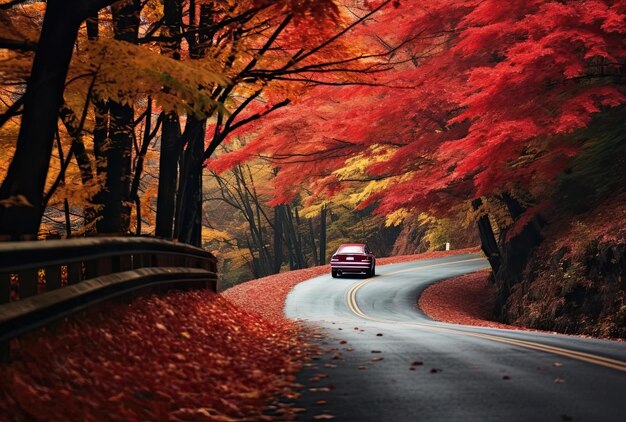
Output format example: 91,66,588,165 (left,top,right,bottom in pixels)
344,258,626,373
